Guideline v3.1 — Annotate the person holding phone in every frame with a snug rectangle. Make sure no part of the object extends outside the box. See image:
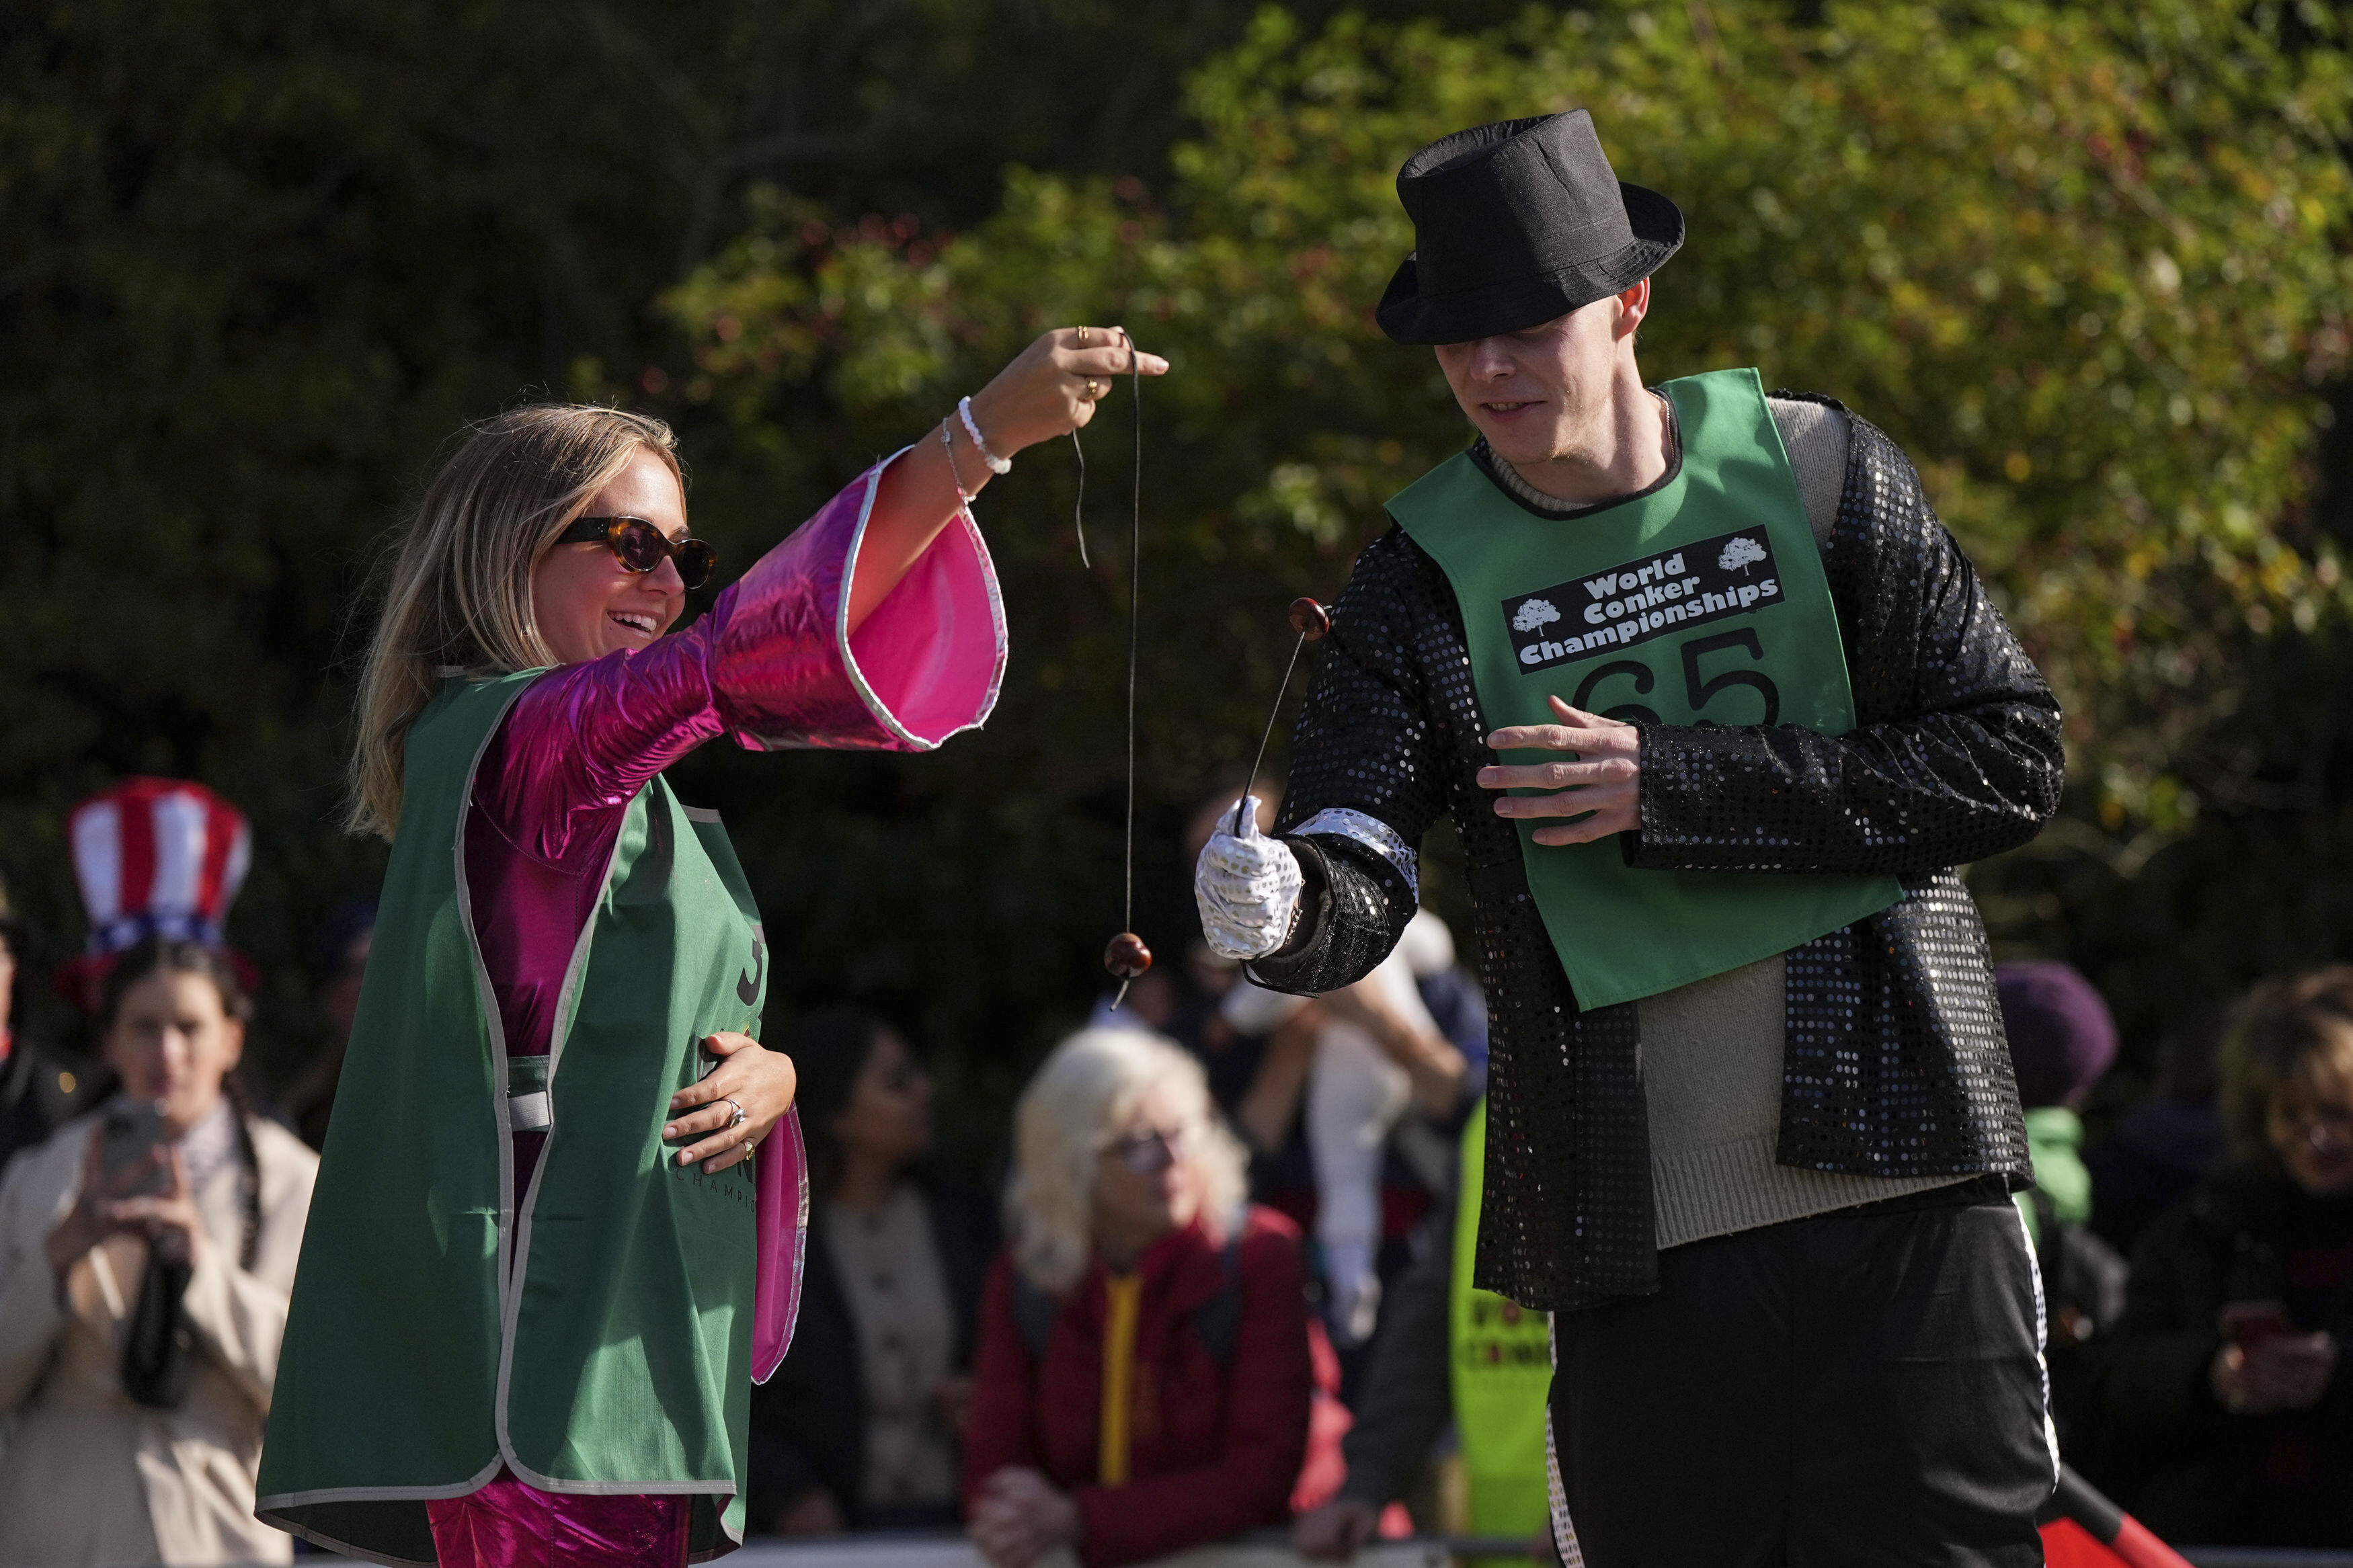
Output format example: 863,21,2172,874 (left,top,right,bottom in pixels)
257,329,1165,1568
0,938,318,1567
1195,113,2065,1565
2087,966,2353,1547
